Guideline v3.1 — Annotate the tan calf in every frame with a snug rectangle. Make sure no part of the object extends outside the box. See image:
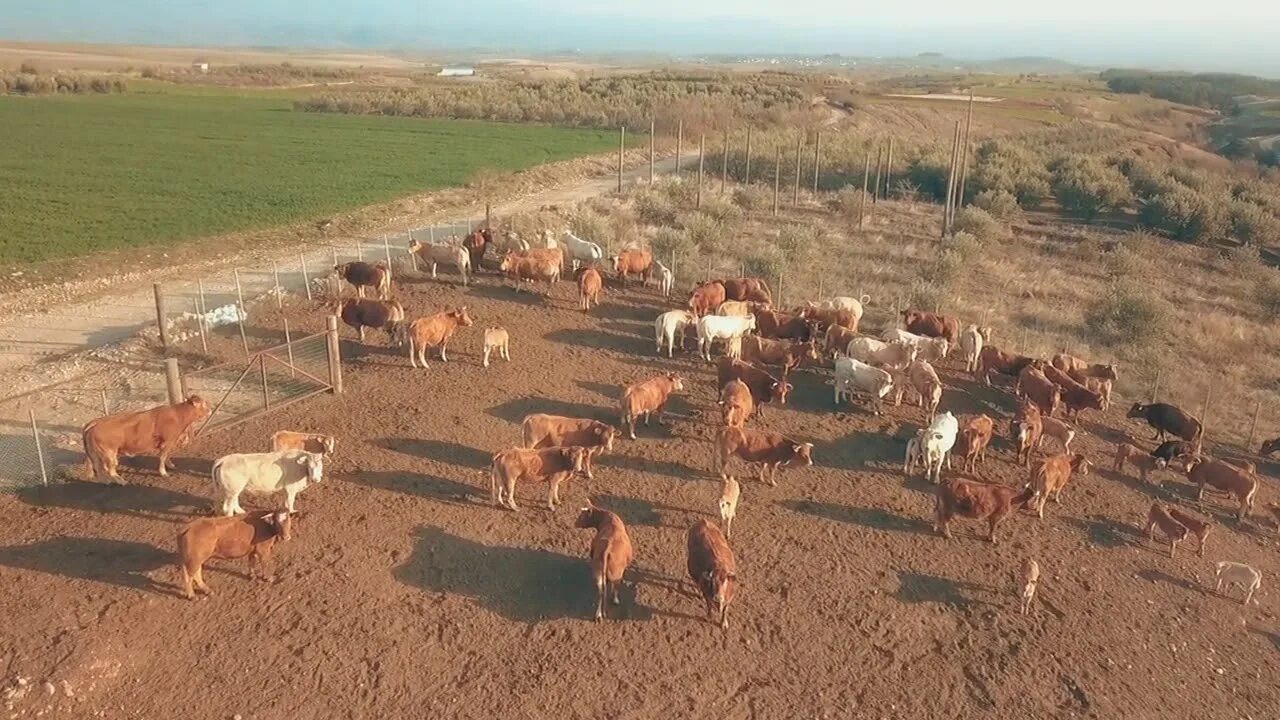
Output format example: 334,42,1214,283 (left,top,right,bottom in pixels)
1030,453,1091,518
952,414,995,473
489,446,587,511
574,504,634,622
269,431,335,456
718,477,741,539
1019,558,1040,615
407,307,474,369
687,519,738,629
1186,457,1257,521
1112,442,1160,484
1038,416,1076,454
520,414,617,479
619,373,684,440
176,510,292,599
482,327,510,367
1145,502,1190,557
718,379,754,429
578,266,603,310
1166,506,1213,557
